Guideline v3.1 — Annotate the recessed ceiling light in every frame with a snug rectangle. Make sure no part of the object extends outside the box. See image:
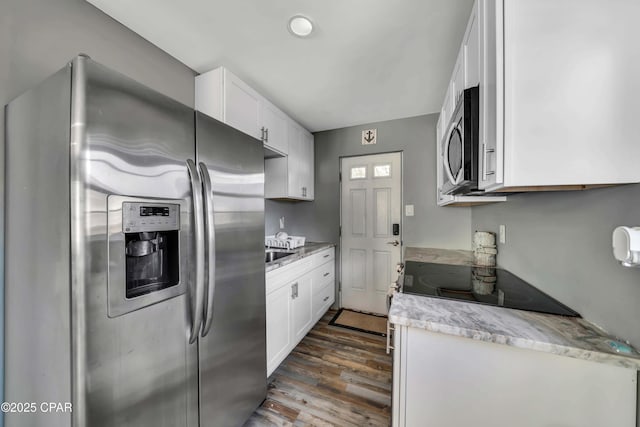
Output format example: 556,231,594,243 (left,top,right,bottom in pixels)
288,15,314,38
